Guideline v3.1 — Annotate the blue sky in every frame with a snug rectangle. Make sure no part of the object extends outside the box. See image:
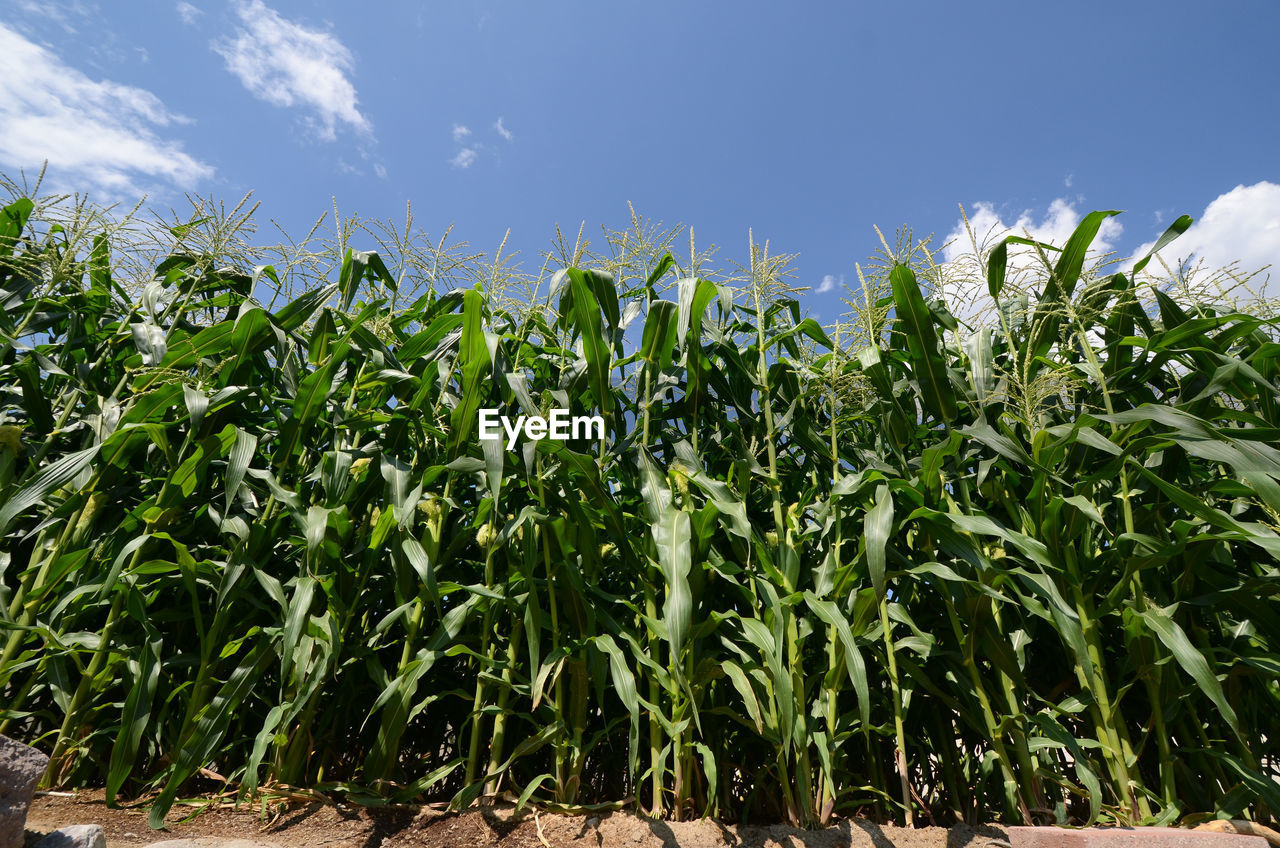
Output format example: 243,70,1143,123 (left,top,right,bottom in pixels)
1,1,1278,317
